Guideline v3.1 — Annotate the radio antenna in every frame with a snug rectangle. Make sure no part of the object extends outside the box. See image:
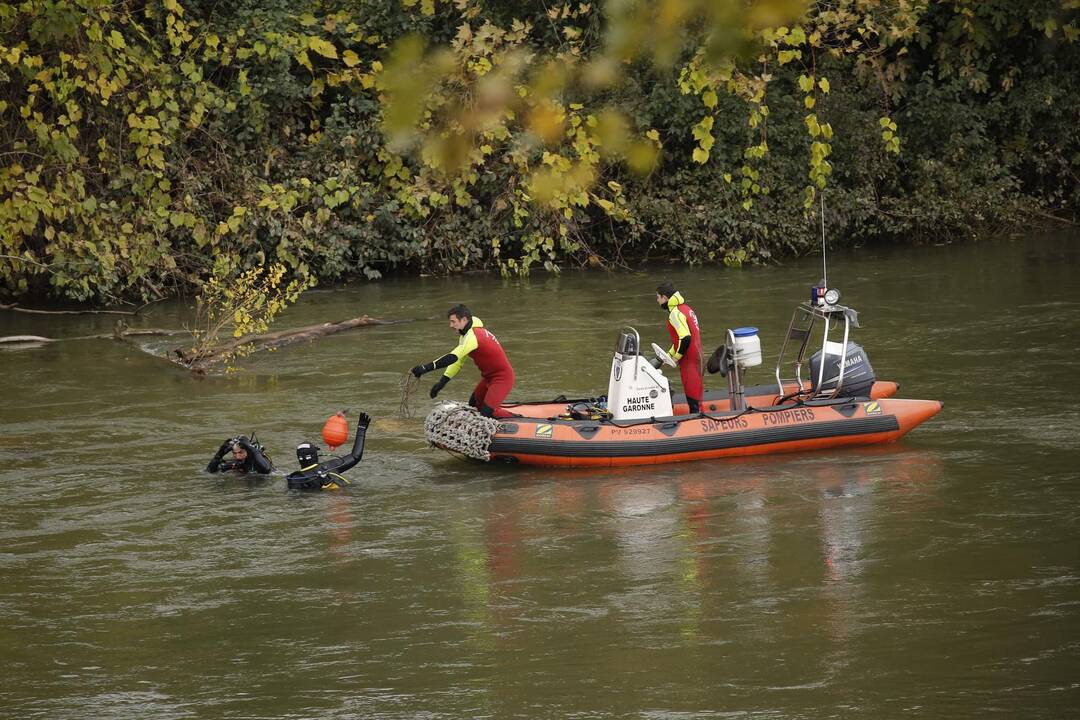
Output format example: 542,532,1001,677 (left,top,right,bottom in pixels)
820,190,828,288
